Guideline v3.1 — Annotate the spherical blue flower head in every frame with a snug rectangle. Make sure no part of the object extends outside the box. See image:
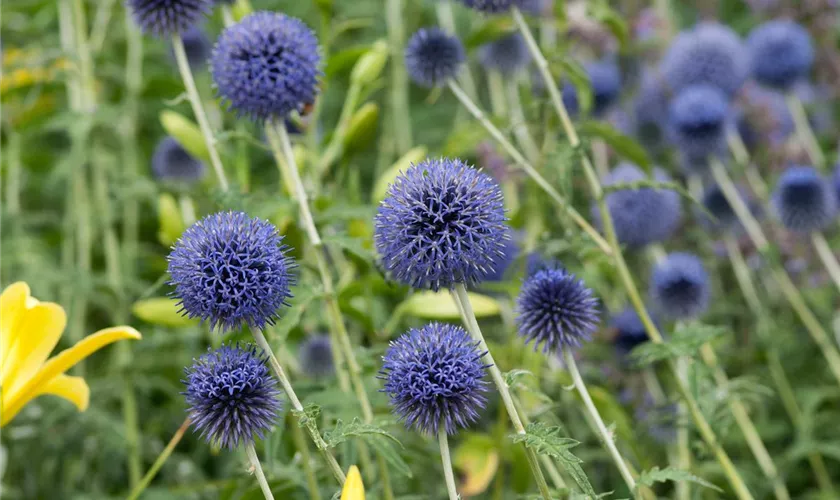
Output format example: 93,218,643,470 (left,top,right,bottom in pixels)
516,268,600,353
152,136,206,184
668,85,729,164
167,211,296,332
661,22,748,97
183,343,282,449
632,70,669,151
380,323,490,435
127,0,211,37
484,230,519,282
374,157,508,291
700,184,738,231
596,163,683,248
478,33,531,76
179,25,211,71
299,335,334,378
457,0,515,13
562,60,622,117
747,20,813,90
611,307,650,355
211,12,321,121
405,28,465,88
650,252,710,320
772,166,837,232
